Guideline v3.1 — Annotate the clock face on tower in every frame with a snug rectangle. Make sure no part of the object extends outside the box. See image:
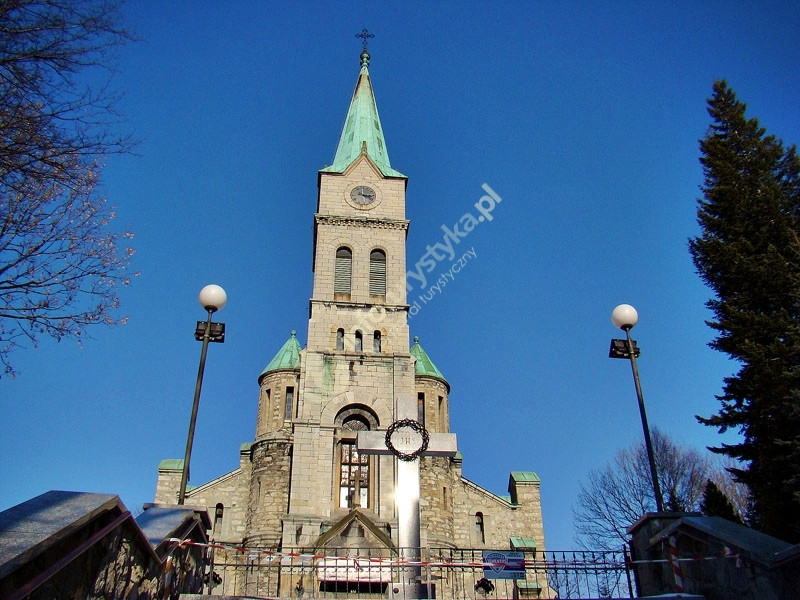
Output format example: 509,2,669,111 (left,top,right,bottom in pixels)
349,185,377,207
